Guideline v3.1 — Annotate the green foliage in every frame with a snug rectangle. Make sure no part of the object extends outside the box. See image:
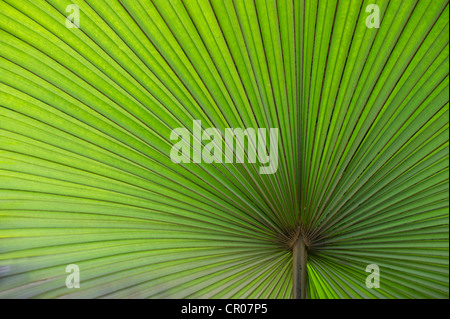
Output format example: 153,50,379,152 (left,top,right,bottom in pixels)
0,0,448,298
